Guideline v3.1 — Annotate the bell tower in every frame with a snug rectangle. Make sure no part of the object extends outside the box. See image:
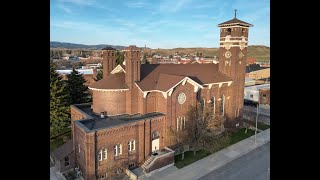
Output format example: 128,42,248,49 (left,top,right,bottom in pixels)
218,10,253,122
